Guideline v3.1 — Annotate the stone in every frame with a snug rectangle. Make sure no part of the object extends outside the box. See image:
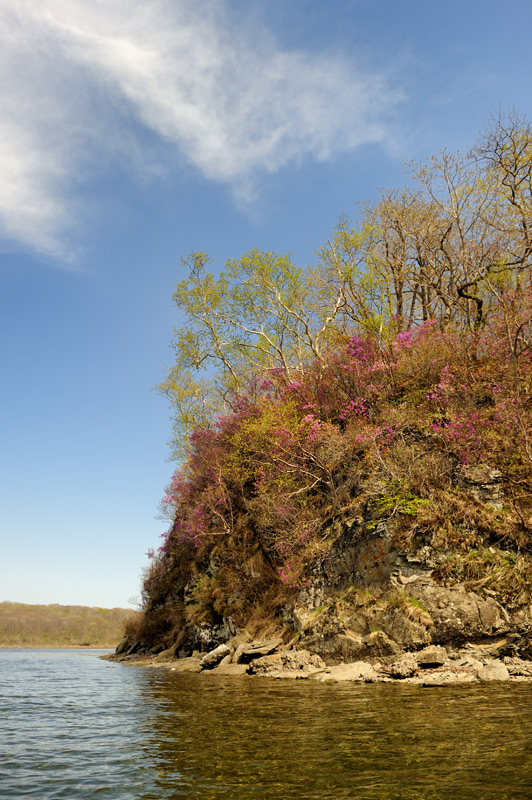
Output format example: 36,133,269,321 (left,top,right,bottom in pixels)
233,638,283,663
477,660,510,682
415,645,448,668
211,662,249,676
184,618,238,654
381,607,432,649
115,636,132,655
248,650,326,678
511,633,532,661
314,661,379,683
456,465,503,509
228,630,252,650
409,583,509,643
453,654,483,672
413,670,476,686
390,653,418,678
302,632,367,664
155,642,180,661
502,656,532,677
200,643,231,669
361,630,402,656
